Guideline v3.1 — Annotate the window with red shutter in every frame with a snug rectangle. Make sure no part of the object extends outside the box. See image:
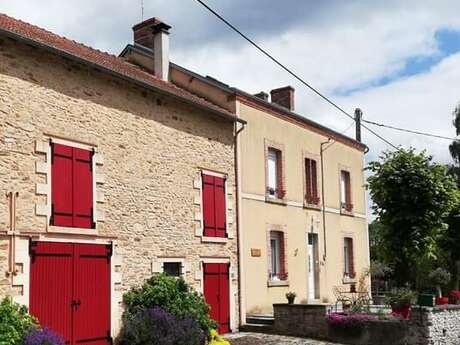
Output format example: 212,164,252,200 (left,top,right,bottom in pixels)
269,231,287,281
305,158,319,205
267,148,285,199
202,173,227,238
344,237,355,278
340,170,353,212
51,143,94,229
